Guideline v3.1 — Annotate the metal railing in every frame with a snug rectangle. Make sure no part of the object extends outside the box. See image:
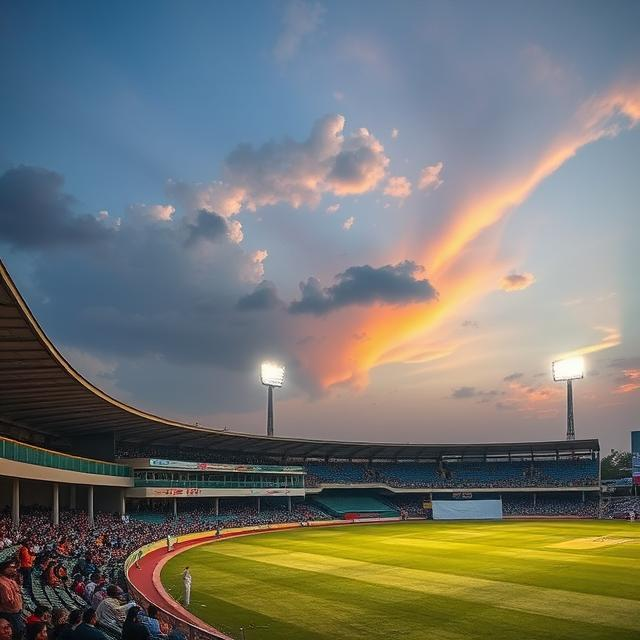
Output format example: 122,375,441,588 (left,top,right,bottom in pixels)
0,436,132,477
